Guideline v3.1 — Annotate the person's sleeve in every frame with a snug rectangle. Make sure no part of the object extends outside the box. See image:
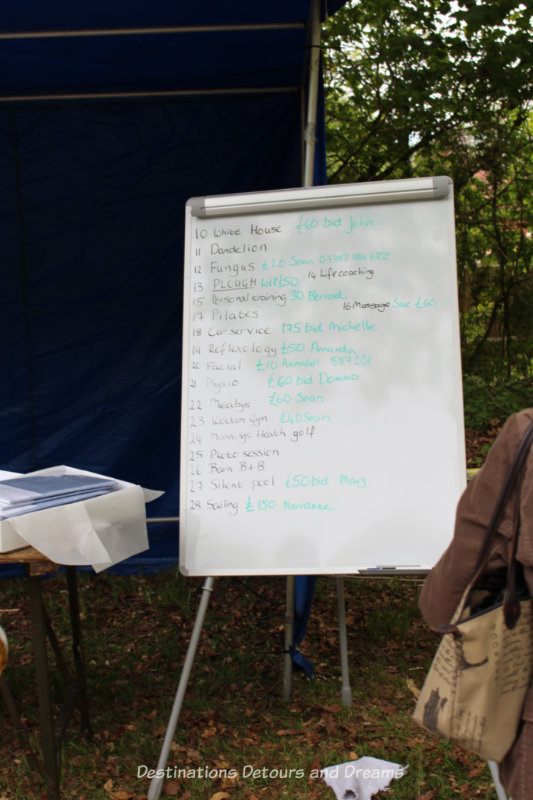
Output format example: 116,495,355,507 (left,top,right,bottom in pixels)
419,411,527,628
